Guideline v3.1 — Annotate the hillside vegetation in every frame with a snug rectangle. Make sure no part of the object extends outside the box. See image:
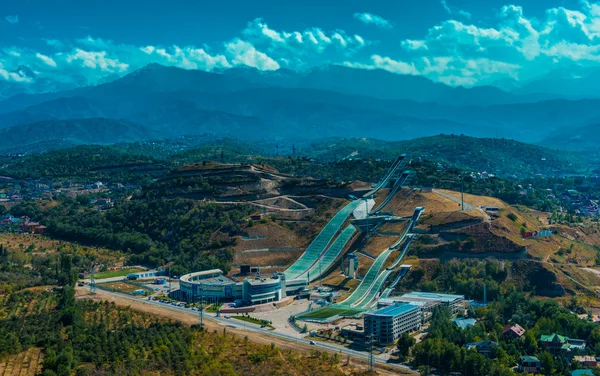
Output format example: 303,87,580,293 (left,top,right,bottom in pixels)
0,118,162,153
